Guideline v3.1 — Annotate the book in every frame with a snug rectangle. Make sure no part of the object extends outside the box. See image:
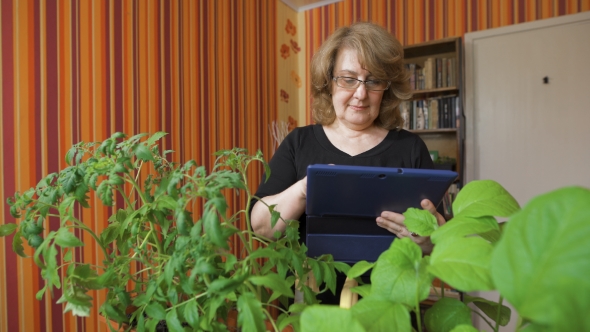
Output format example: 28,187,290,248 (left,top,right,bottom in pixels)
423,58,436,90
436,58,443,88
405,63,417,90
417,68,424,90
415,100,425,130
447,58,455,87
441,57,448,88
440,97,448,128
430,98,439,129
455,96,461,128
423,100,429,129
449,97,457,128
412,100,418,129
400,101,411,130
